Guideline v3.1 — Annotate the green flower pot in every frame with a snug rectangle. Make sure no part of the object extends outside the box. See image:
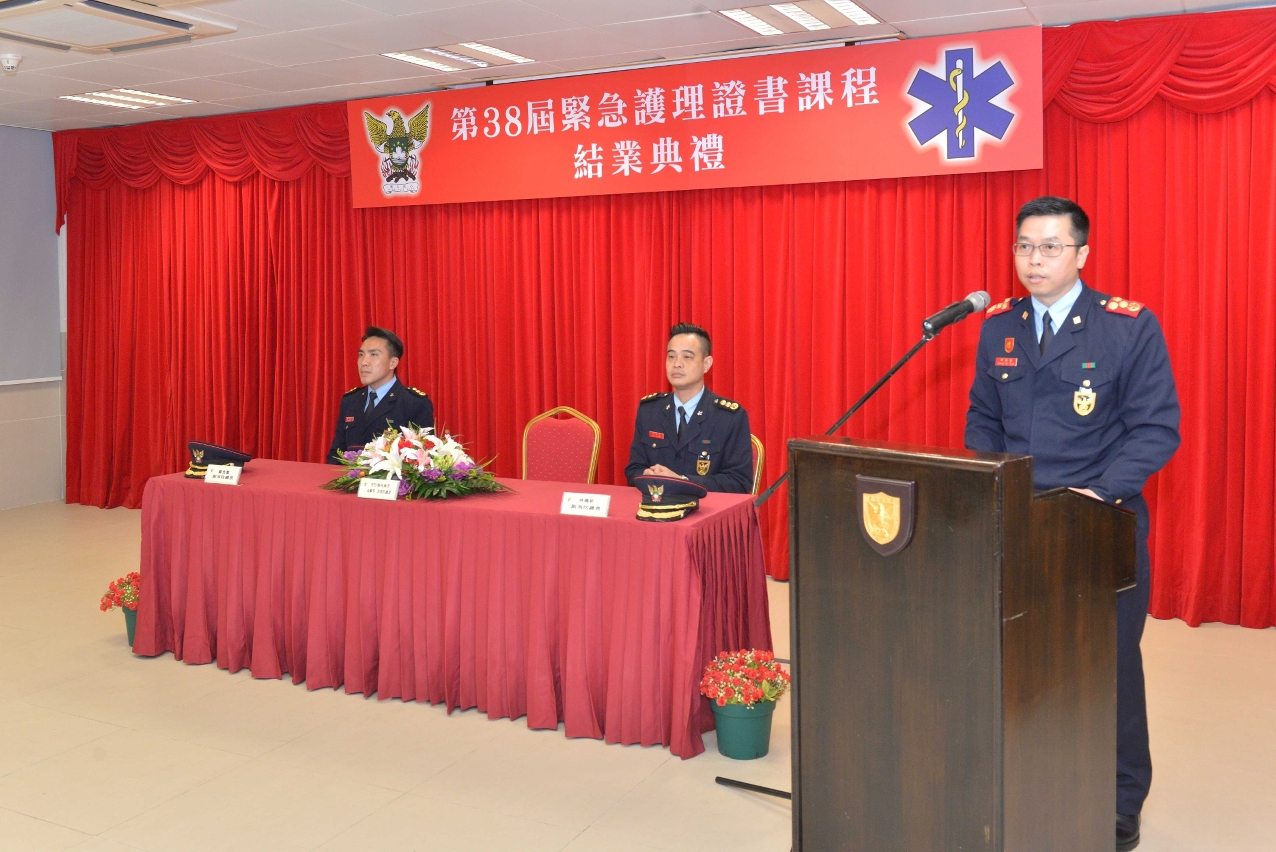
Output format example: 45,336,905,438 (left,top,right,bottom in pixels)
712,700,777,760
123,607,137,648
